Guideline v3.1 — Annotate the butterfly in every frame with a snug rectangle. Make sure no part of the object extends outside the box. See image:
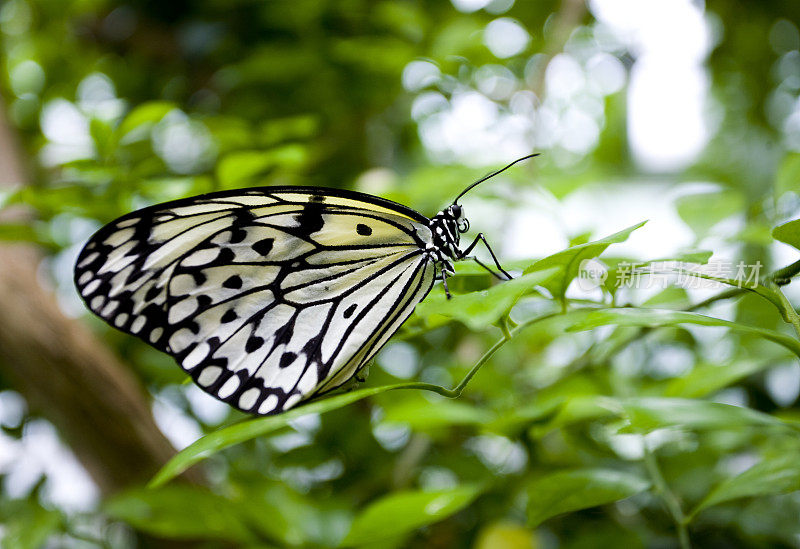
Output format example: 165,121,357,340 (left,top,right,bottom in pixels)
74,155,536,415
